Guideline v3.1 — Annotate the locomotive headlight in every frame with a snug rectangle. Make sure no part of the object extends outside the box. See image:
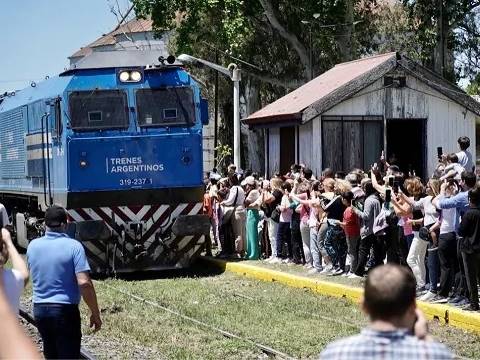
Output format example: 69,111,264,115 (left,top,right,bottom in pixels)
130,71,142,82
79,160,88,168
118,70,142,83
119,71,130,82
